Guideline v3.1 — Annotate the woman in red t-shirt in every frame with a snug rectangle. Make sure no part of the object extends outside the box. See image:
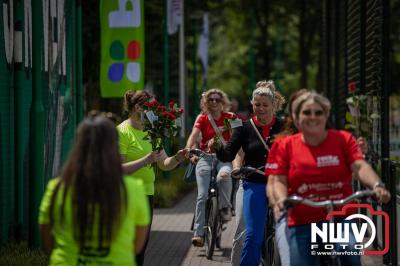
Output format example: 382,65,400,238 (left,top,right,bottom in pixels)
186,88,235,246
266,91,391,266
